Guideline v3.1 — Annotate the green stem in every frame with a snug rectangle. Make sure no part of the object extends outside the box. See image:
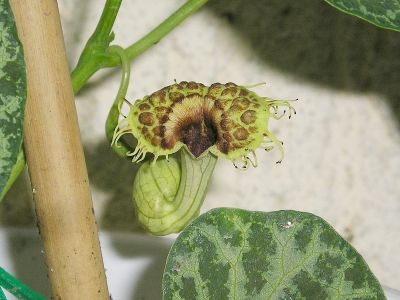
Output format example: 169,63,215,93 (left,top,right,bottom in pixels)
71,0,122,93
0,148,25,201
71,0,209,93
0,267,44,300
90,0,122,41
105,45,132,158
118,0,209,64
